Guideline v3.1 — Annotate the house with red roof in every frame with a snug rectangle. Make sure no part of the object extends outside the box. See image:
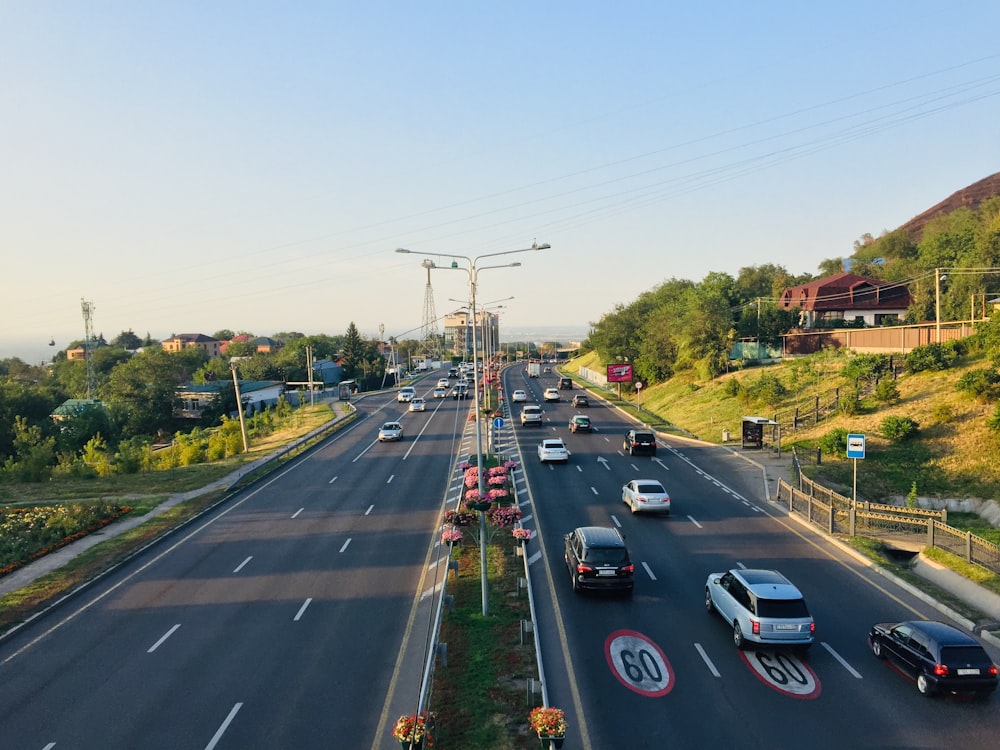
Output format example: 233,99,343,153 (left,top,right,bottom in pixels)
779,272,912,329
